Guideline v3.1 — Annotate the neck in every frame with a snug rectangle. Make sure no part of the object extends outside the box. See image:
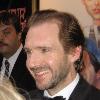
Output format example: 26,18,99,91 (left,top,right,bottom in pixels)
47,69,77,96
